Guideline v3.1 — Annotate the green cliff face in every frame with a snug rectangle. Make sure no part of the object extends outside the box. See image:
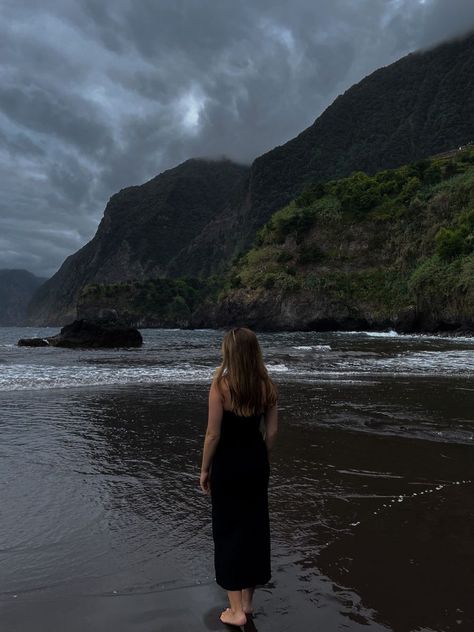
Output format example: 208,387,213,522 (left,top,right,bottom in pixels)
187,30,474,278
205,147,474,332
77,276,223,328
